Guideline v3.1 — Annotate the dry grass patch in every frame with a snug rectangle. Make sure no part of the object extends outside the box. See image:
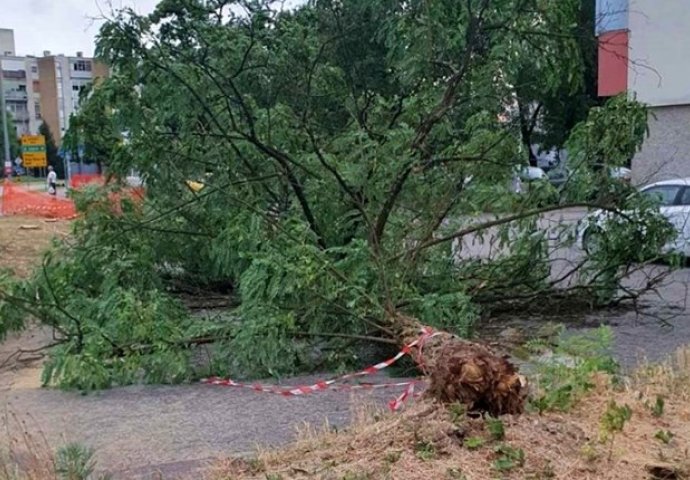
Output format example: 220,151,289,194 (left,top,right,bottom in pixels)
0,216,70,384
211,348,690,480
0,216,70,278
